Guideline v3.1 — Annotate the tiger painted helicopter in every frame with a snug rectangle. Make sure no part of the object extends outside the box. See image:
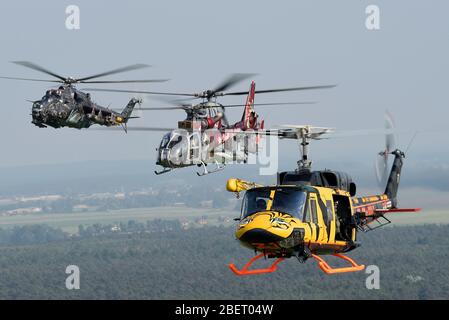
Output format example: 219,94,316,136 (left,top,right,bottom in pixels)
0,61,167,131
226,123,421,276
90,74,335,175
